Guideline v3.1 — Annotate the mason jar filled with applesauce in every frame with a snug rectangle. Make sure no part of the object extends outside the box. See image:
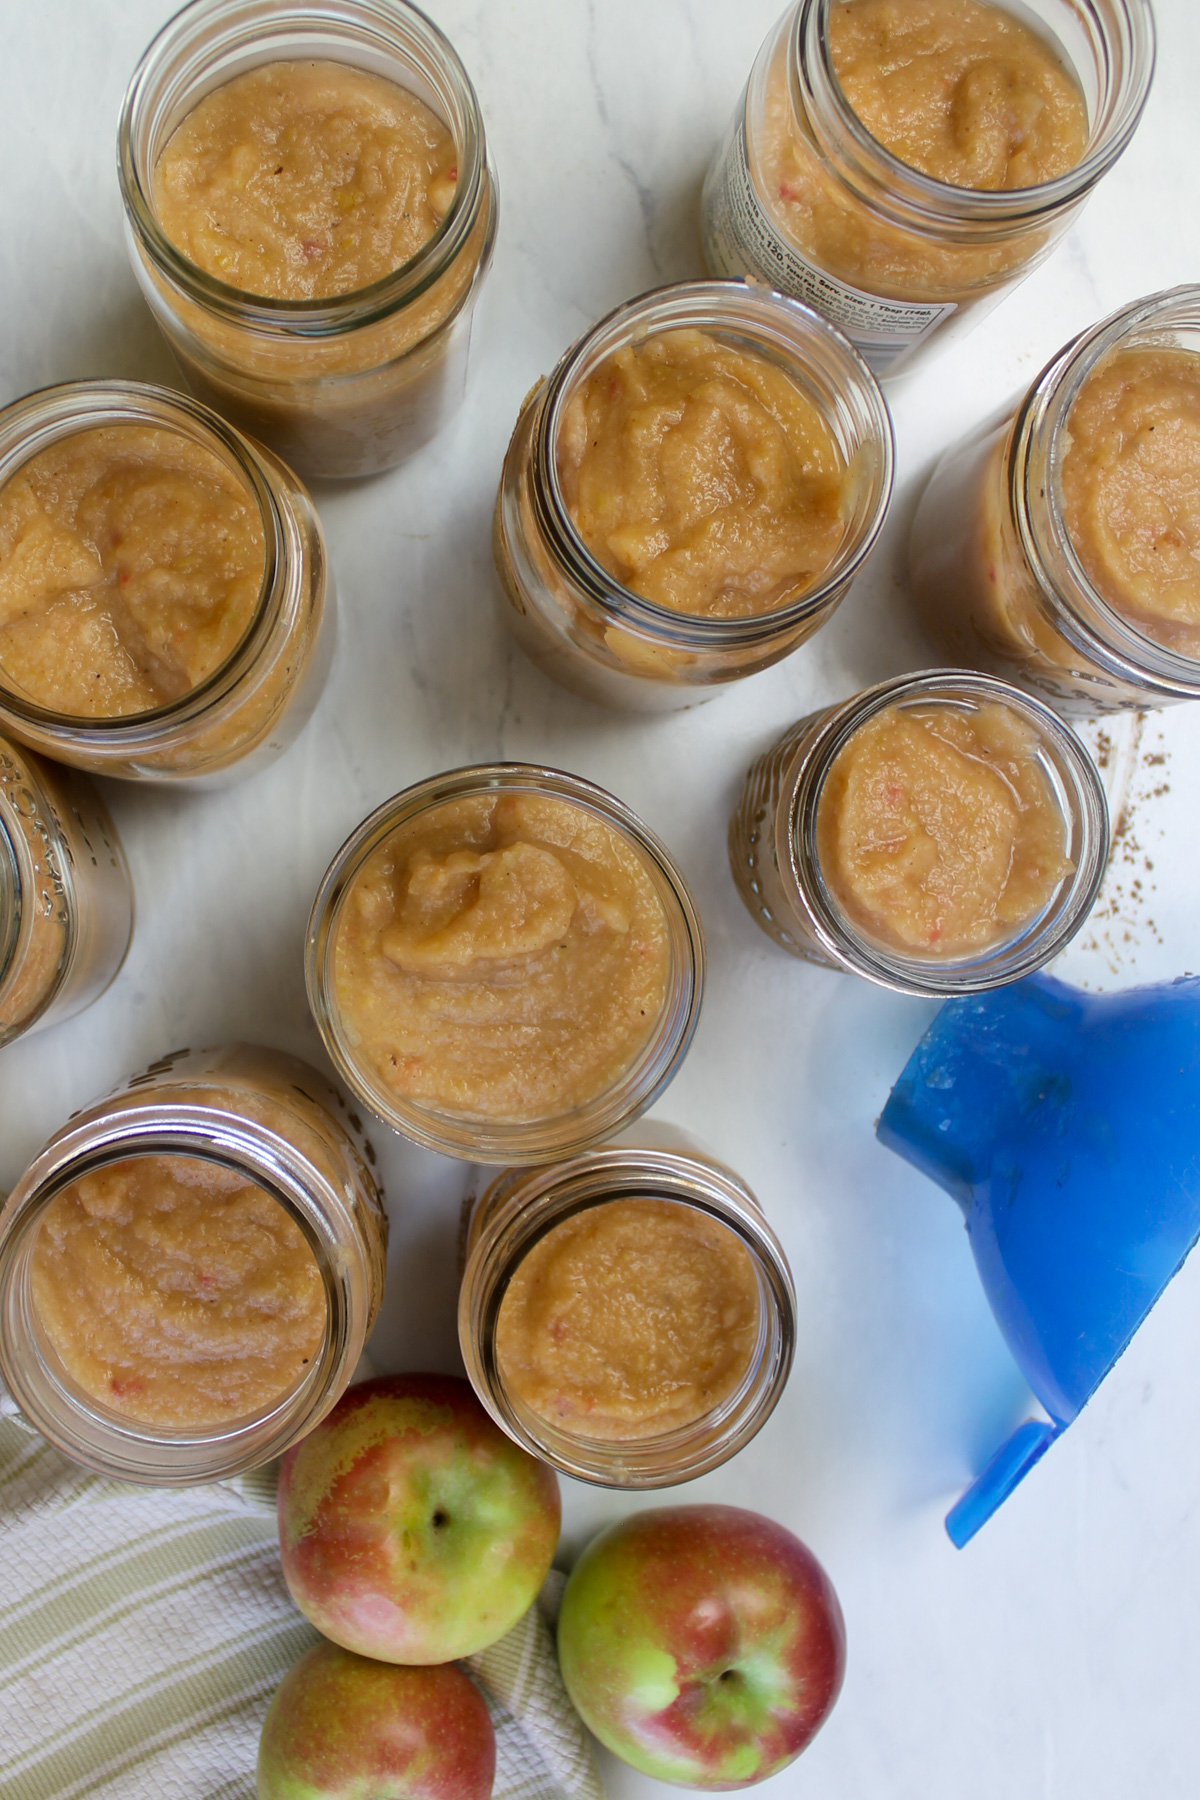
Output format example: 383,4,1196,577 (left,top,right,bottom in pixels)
0,1045,387,1483
730,670,1108,995
701,0,1155,378
306,764,705,1163
494,281,893,711
118,0,497,479
0,738,133,1047
458,1131,796,1486
909,287,1200,714
0,381,331,784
